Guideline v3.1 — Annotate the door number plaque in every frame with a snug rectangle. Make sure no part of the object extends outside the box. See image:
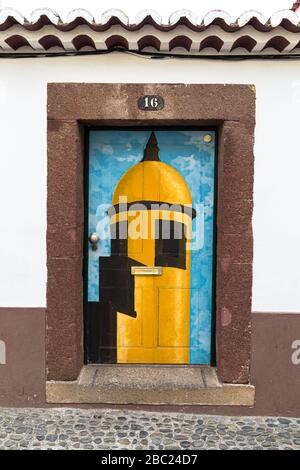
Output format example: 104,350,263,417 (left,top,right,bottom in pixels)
138,95,164,111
